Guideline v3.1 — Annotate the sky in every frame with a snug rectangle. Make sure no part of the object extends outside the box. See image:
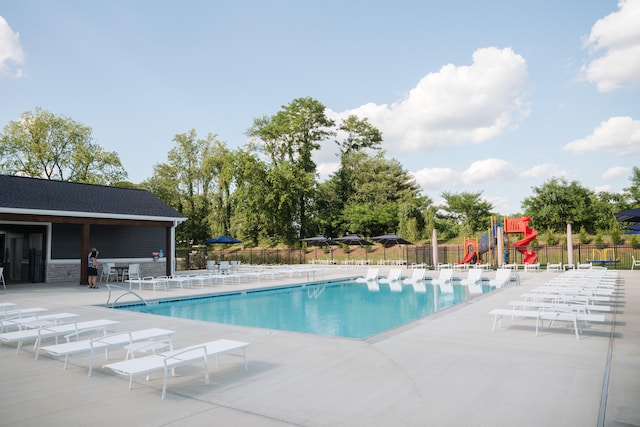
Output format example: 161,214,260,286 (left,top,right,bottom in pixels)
1,0,639,215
